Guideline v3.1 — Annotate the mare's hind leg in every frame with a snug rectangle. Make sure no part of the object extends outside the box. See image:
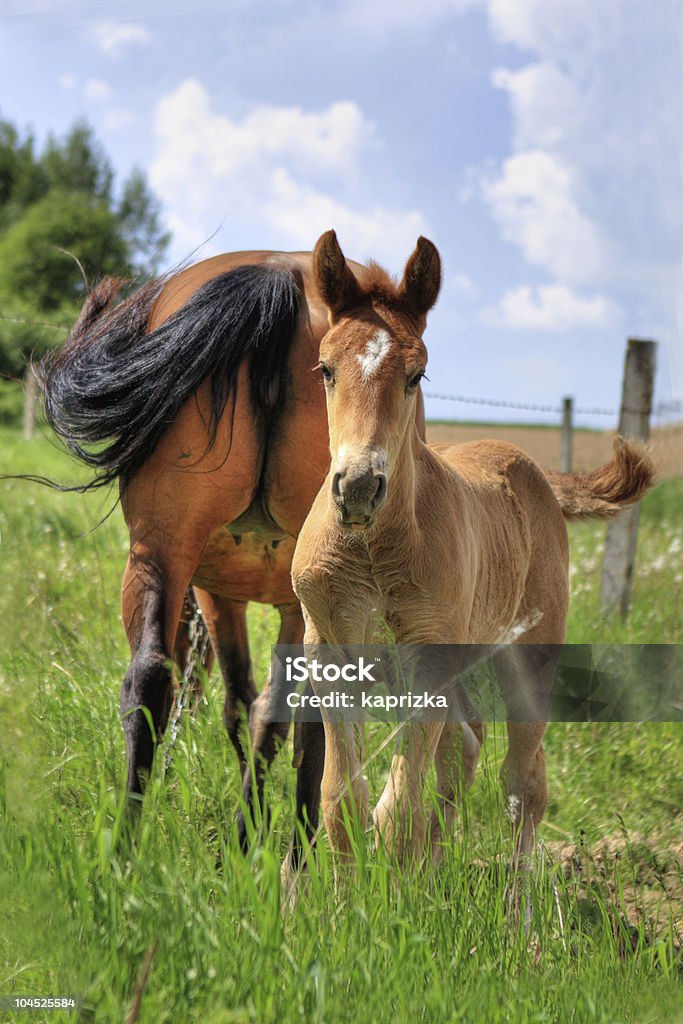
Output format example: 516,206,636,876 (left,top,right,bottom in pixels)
191,590,257,768
172,589,215,705
239,601,305,847
121,552,201,801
